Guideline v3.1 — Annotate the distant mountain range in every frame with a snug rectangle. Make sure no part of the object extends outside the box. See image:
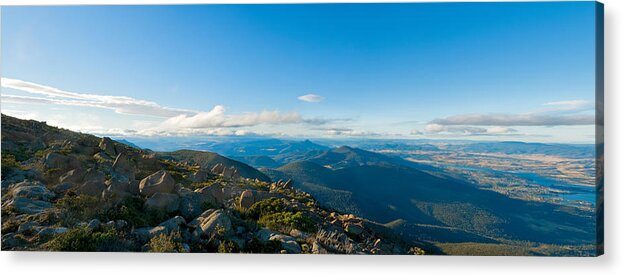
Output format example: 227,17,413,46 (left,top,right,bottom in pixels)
260,145,595,251
116,136,596,254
